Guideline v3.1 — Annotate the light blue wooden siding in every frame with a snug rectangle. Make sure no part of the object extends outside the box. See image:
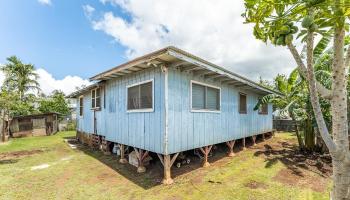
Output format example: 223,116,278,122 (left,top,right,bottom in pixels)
76,91,94,134
167,68,273,154
76,67,165,154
